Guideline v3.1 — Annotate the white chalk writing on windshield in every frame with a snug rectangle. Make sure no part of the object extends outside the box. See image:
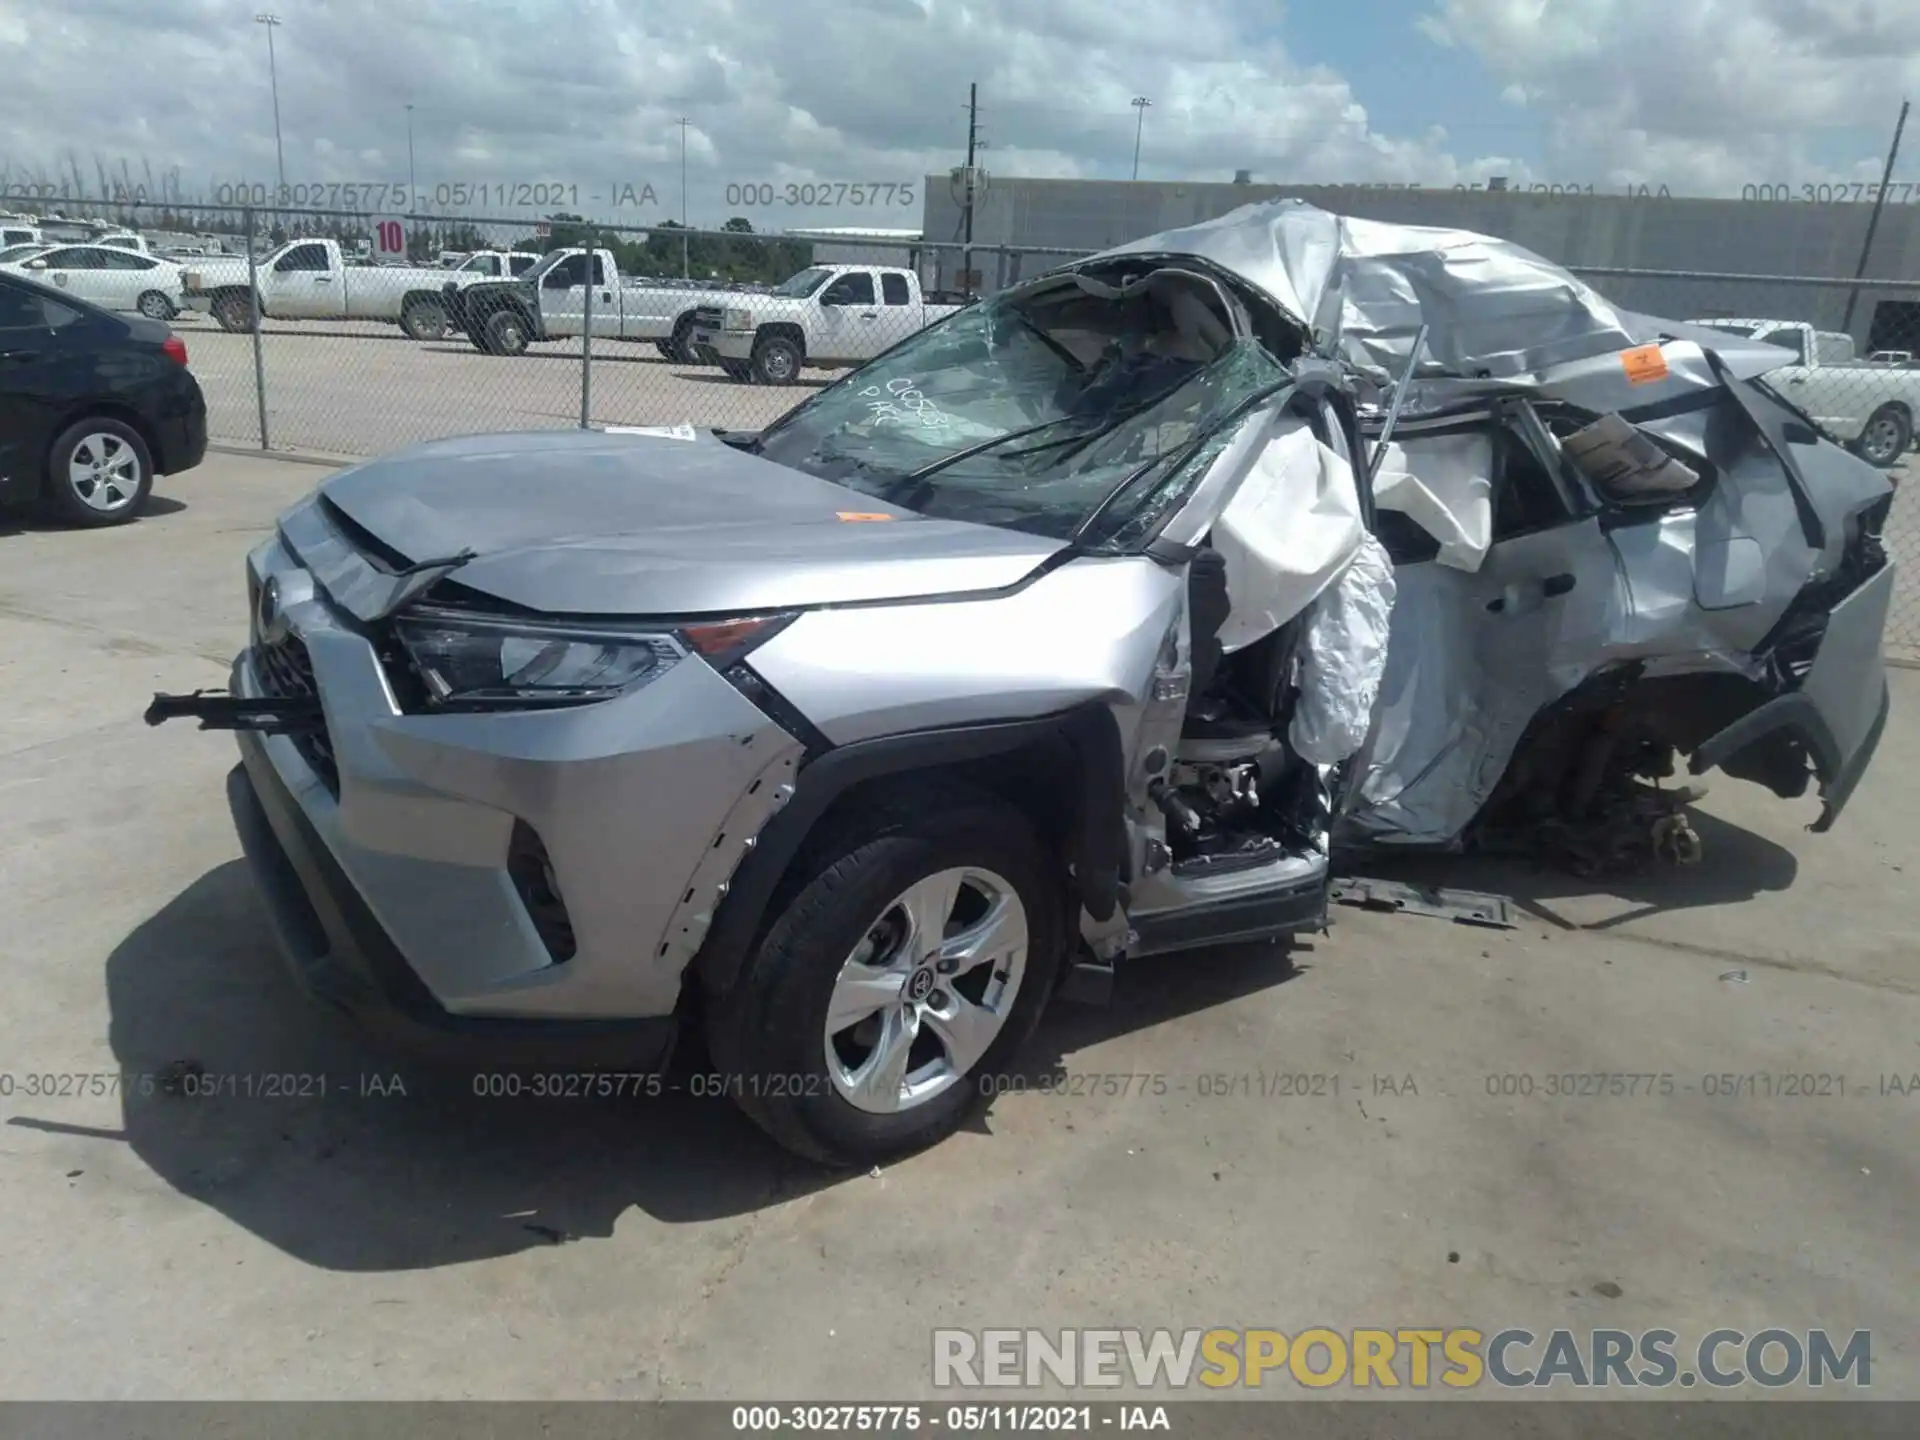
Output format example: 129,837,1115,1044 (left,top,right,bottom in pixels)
861,378,951,434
